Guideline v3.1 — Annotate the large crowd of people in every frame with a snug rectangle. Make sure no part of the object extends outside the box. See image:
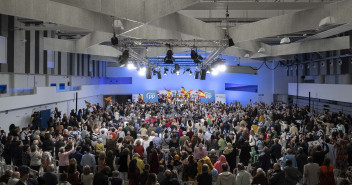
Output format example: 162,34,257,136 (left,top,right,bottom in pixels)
1,94,352,185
